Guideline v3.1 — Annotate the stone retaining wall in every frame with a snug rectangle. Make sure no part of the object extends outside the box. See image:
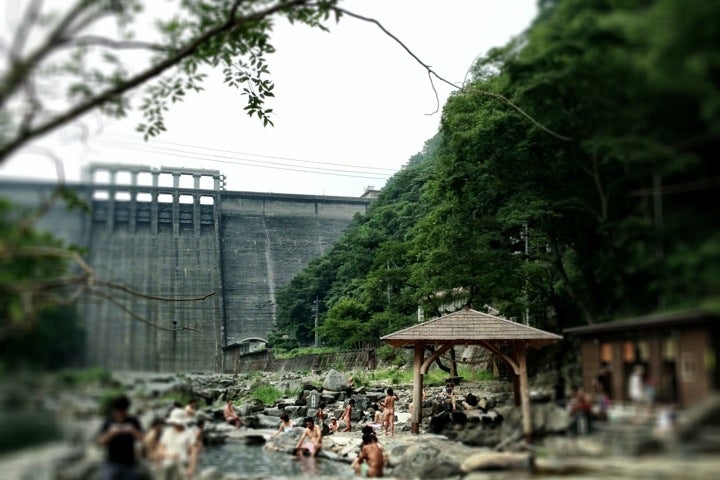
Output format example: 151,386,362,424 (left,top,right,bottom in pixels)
225,348,380,373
